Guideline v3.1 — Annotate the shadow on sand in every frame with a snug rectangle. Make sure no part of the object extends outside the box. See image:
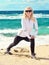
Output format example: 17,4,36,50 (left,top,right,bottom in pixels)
35,57,49,60
15,53,31,58
14,53,49,60
0,50,49,61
